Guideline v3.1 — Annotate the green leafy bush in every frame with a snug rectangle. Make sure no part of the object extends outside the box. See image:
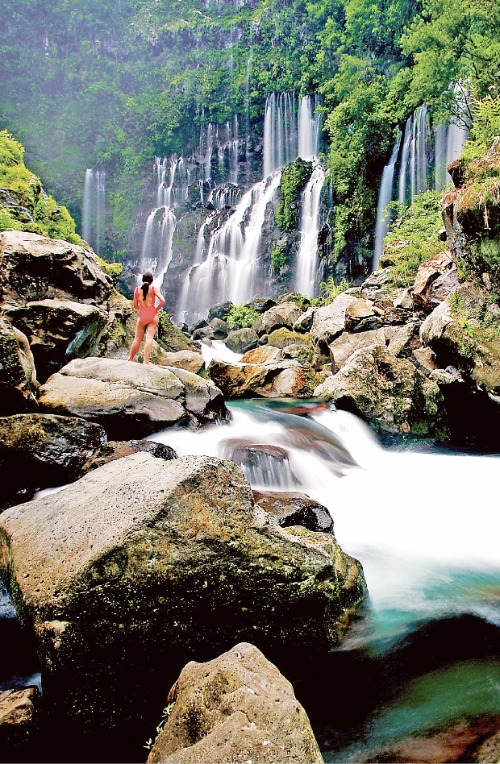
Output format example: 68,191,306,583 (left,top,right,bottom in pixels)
381,192,444,287
226,304,259,328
